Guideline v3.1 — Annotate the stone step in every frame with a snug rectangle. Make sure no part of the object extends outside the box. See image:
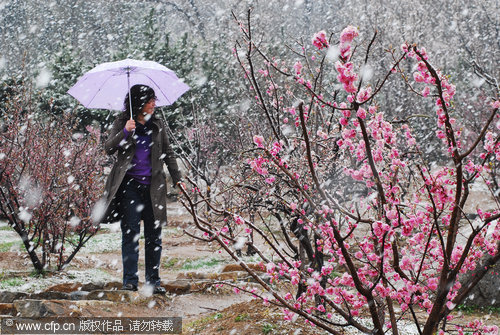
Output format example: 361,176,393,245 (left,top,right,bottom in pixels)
30,291,71,300
86,290,140,303
0,303,15,316
12,299,116,318
69,291,90,301
161,280,212,295
176,271,252,281
44,282,105,293
0,292,29,303
13,299,67,318
43,281,122,294
1,290,85,302
221,263,264,273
